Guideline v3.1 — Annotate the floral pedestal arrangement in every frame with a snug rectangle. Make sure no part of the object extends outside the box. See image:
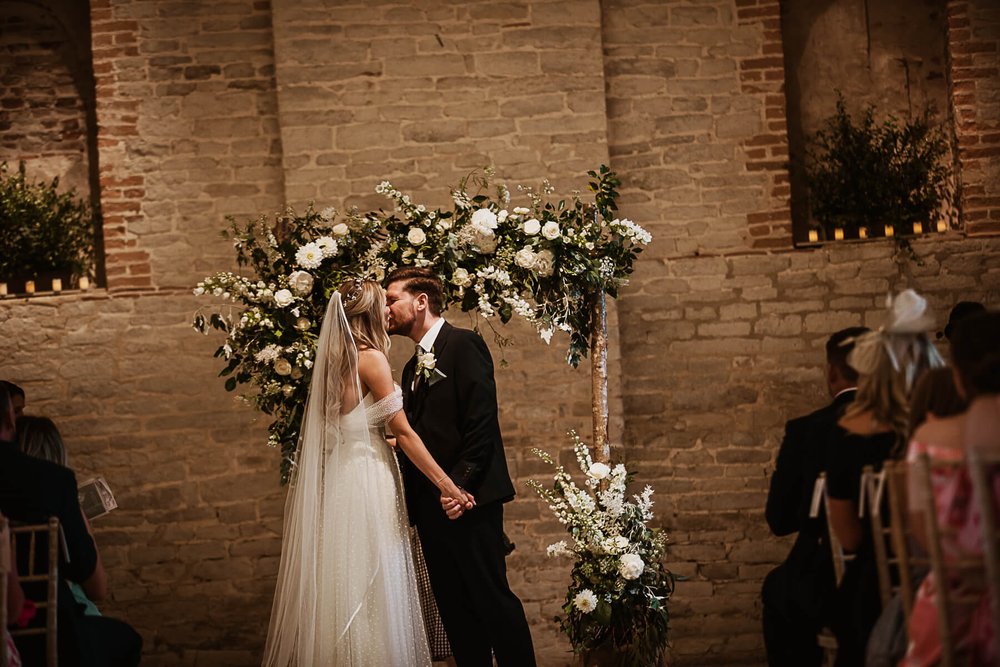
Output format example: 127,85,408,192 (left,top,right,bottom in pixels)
529,433,674,667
